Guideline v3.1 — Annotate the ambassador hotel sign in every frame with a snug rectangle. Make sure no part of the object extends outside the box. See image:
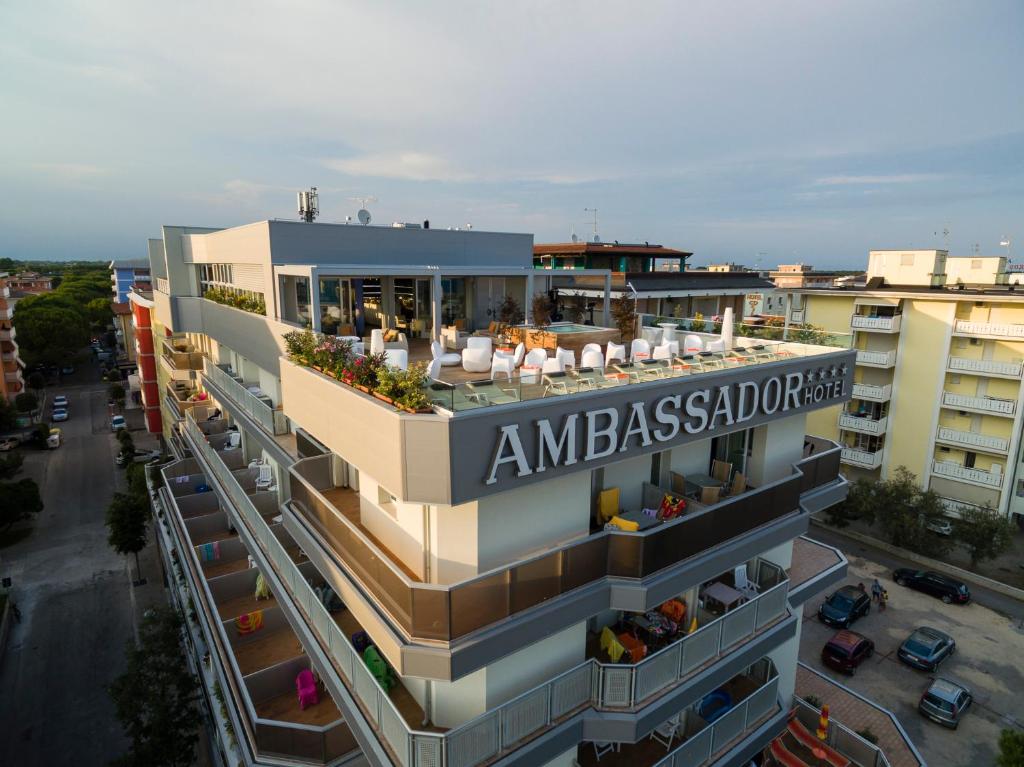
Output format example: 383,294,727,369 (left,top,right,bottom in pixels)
447,350,856,503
